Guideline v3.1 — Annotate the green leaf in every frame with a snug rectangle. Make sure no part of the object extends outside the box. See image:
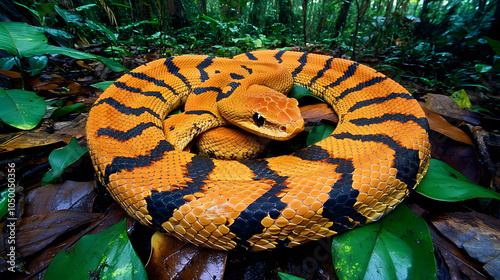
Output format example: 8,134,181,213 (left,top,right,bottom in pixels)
332,205,436,280
0,22,127,72
0,89,46,130
0,22,48,56
416,159,500,201
307,123,335,146
450,89,471,109
92,81,115,91
42,137,88,185
50,103,85,119
24,44,127,72
474,64,493,73
485,36,500,55
28,55,48,75
45,219,148,280
288,84,324,102
0,189,9,220
0,57,20,71
278,272,306,280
